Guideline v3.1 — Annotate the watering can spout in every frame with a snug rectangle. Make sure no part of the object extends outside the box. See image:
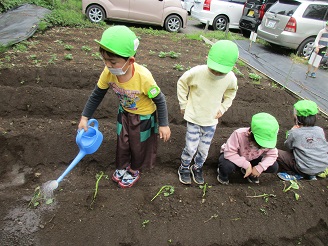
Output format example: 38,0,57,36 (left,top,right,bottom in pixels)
54,119,103,185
